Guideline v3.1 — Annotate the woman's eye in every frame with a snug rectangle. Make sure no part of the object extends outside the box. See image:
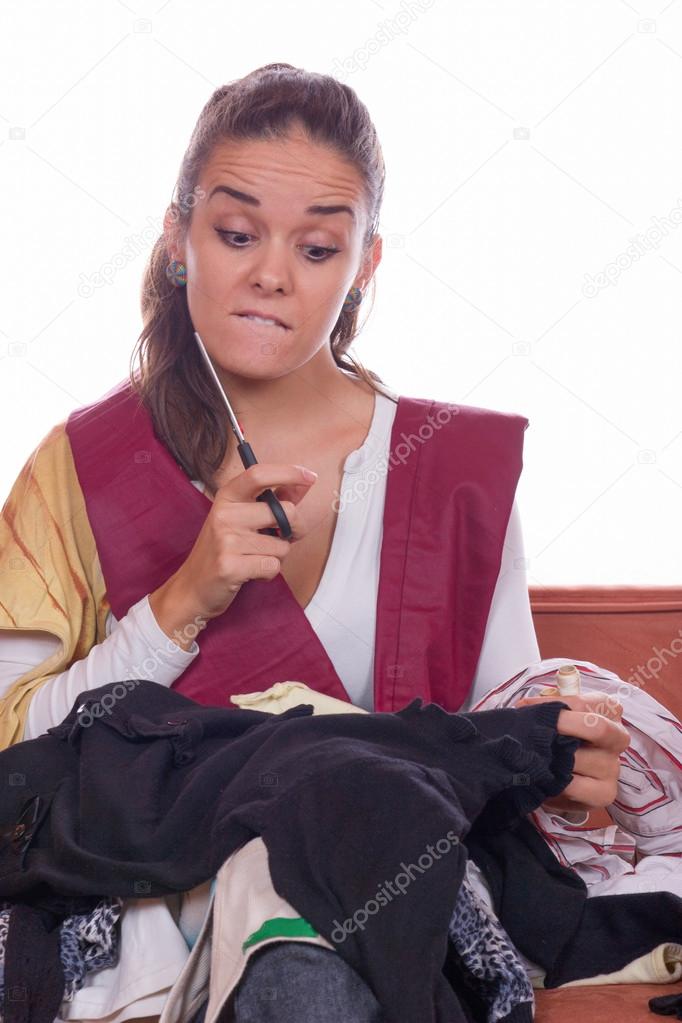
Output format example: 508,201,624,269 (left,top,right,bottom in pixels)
214,229,340,263
216,230,250,247
304,245,341,262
